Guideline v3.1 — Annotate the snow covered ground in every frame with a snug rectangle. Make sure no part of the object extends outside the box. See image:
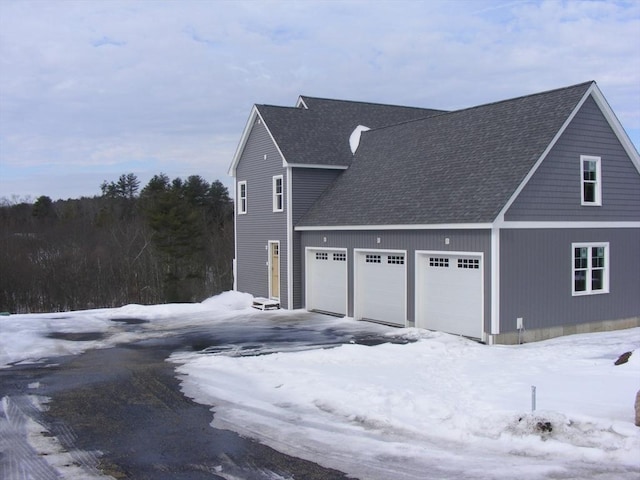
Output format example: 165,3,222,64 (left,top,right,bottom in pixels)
0,291,256,369
1,291,639,479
